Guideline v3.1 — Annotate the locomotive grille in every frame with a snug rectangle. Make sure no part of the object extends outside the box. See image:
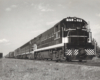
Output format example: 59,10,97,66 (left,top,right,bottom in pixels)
66,49,72,55
65,49,79,55
65,49,95,55
85,49,95,55
74,49,78,55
